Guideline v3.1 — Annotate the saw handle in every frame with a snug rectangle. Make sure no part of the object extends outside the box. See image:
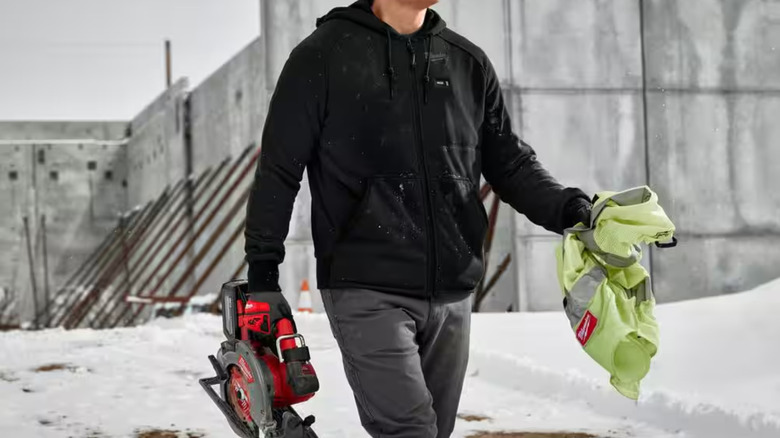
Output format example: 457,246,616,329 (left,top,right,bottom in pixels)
276,318,298,351
274,319,320,397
